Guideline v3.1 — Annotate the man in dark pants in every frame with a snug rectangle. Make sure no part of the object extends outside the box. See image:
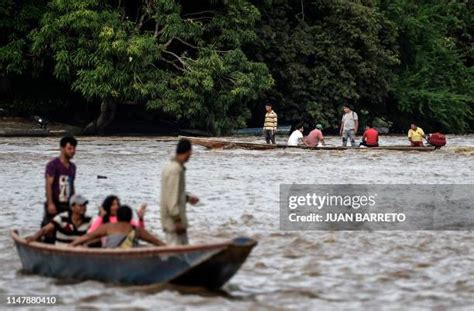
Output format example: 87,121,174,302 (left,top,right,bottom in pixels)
41,136,78,243
263,103,278,144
